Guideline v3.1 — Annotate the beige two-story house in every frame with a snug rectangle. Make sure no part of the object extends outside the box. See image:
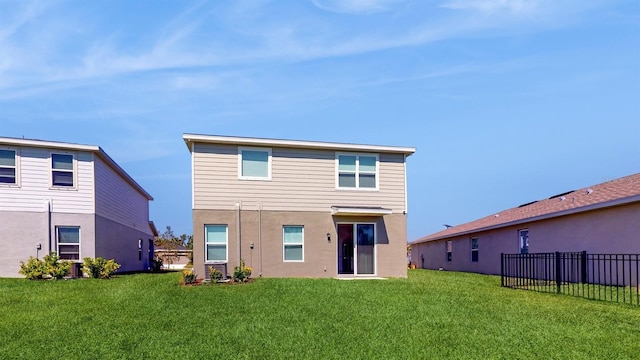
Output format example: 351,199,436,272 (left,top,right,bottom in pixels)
0,137,156,277
183,134,416,278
